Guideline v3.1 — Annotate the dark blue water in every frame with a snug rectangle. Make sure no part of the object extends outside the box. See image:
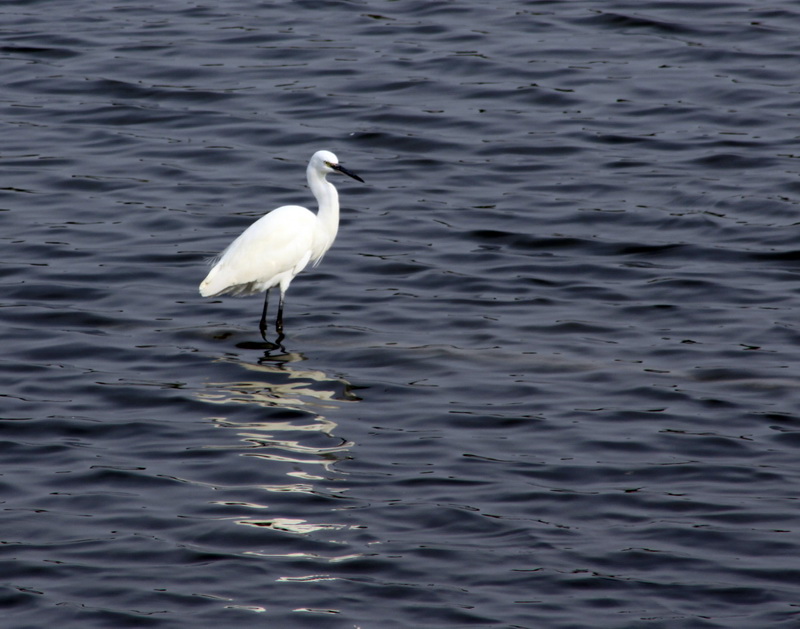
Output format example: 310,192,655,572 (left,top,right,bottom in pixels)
2,1,800,627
